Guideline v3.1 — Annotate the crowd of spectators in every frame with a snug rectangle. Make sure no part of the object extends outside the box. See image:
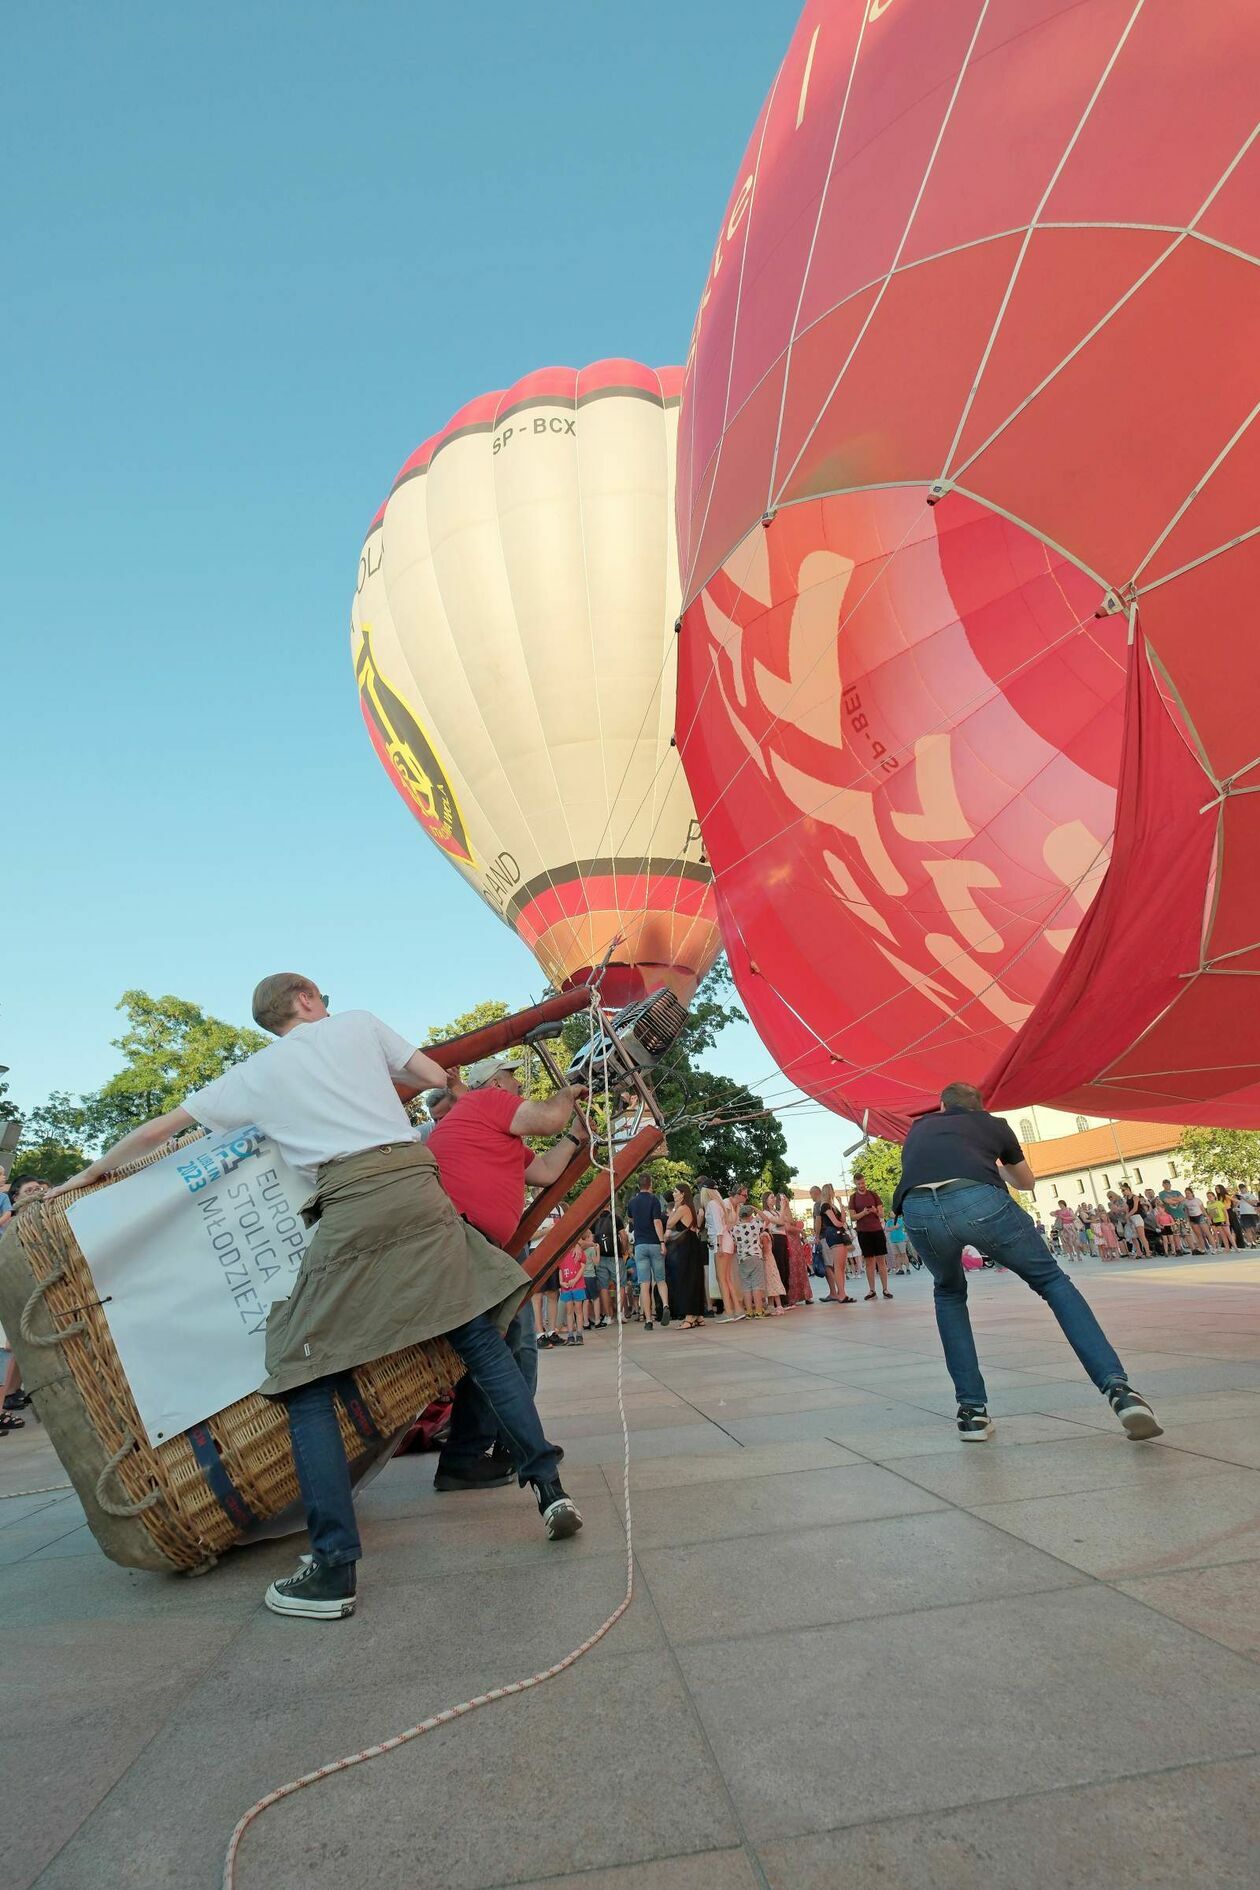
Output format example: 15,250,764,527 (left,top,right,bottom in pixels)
532,1169,926,1344
532,1162,1260,1351
1037,1179,1260,1259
